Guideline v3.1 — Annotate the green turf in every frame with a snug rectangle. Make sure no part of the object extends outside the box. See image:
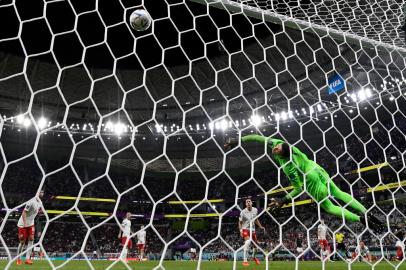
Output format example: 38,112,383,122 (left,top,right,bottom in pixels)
0,260,405,270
